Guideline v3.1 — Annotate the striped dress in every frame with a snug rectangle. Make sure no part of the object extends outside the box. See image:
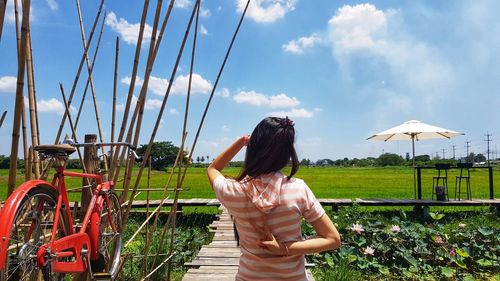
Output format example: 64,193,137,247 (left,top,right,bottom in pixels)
212,171,325,281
